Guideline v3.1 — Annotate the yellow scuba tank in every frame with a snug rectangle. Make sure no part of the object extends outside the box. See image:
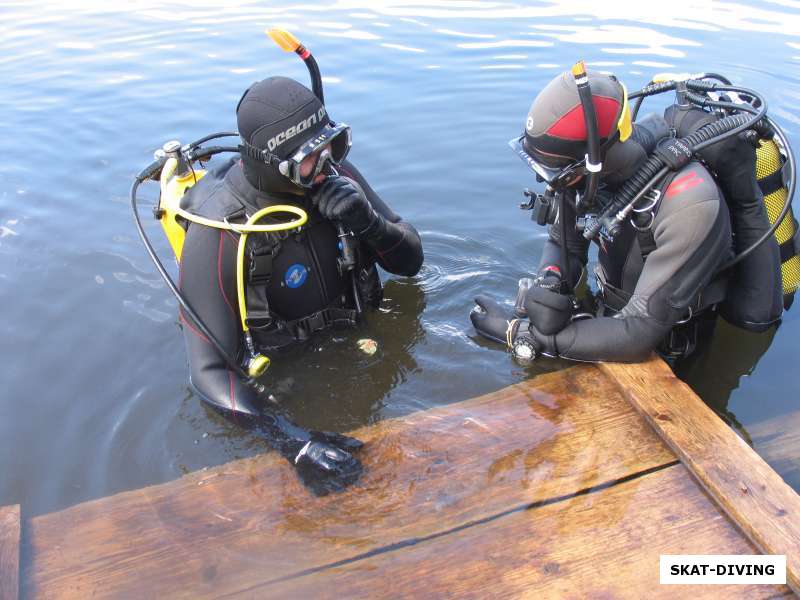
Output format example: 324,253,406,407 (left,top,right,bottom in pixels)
158,148,206,262
756,138,800,296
